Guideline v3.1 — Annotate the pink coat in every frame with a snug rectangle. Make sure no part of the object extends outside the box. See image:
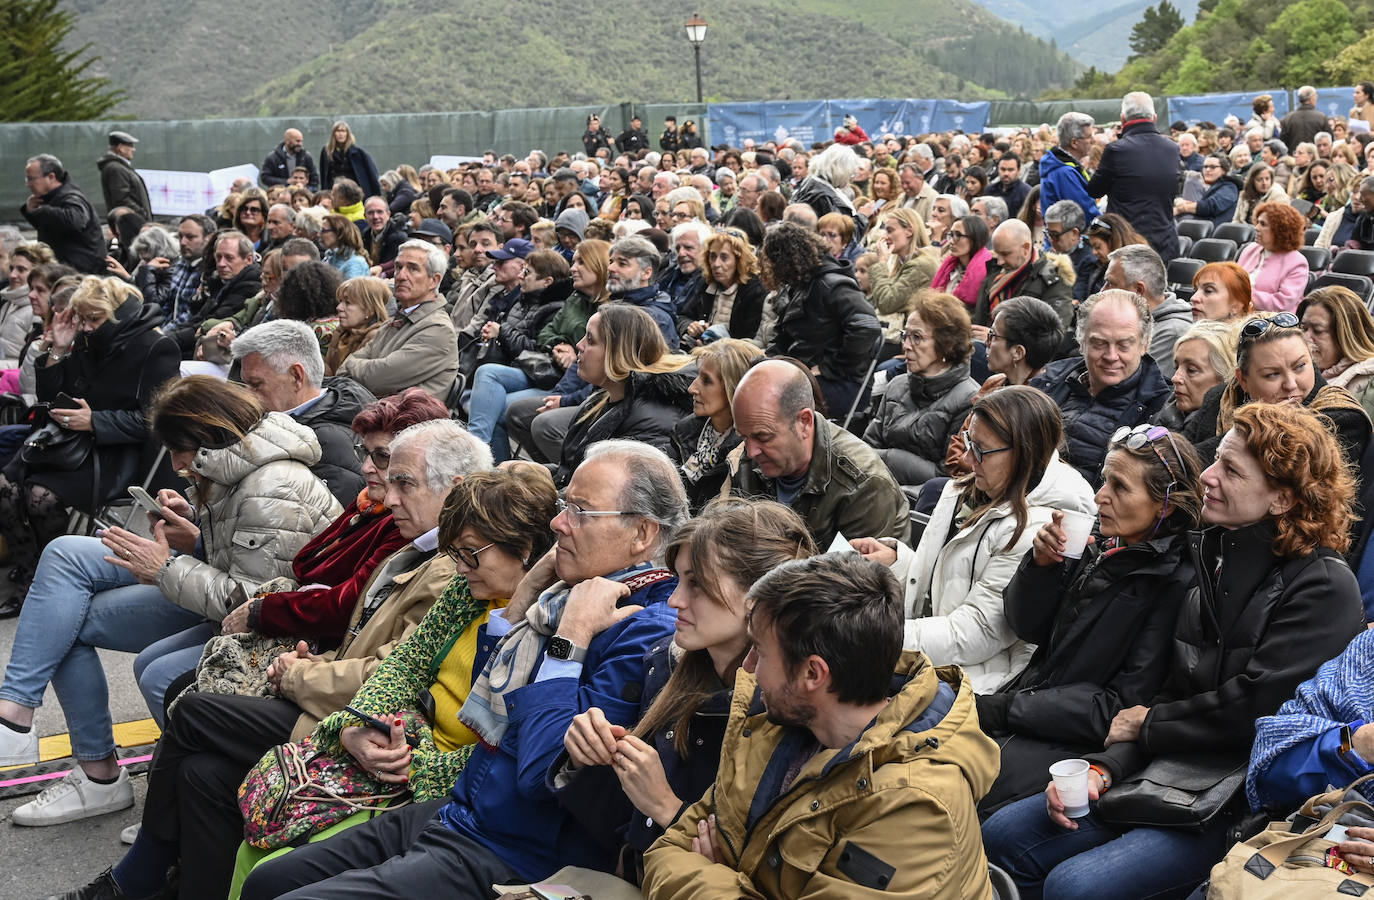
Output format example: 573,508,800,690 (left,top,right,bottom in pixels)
933,247,993,308
1237,243,1309,312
